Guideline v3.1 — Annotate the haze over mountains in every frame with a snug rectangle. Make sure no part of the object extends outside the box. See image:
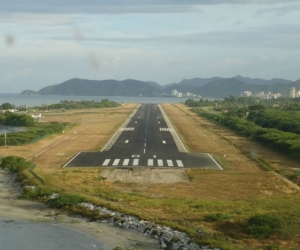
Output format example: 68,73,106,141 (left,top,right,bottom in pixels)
21,76,300,99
